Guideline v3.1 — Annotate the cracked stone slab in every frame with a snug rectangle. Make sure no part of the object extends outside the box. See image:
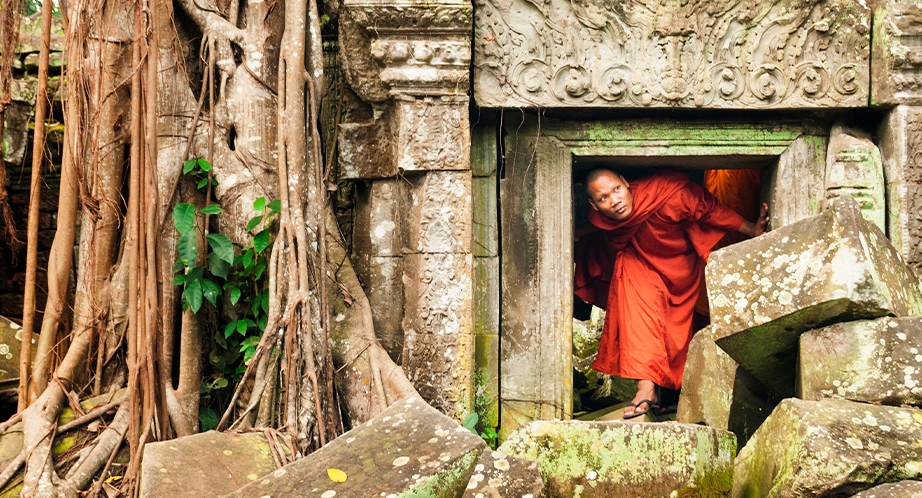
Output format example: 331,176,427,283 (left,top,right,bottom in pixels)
852,480,922,497
497,420,735,497
707,195,922,397
226,396,486,498
676,325,773,449
462,450,544,498
734,398,922,497
800,316,922,406
139,431,276,498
